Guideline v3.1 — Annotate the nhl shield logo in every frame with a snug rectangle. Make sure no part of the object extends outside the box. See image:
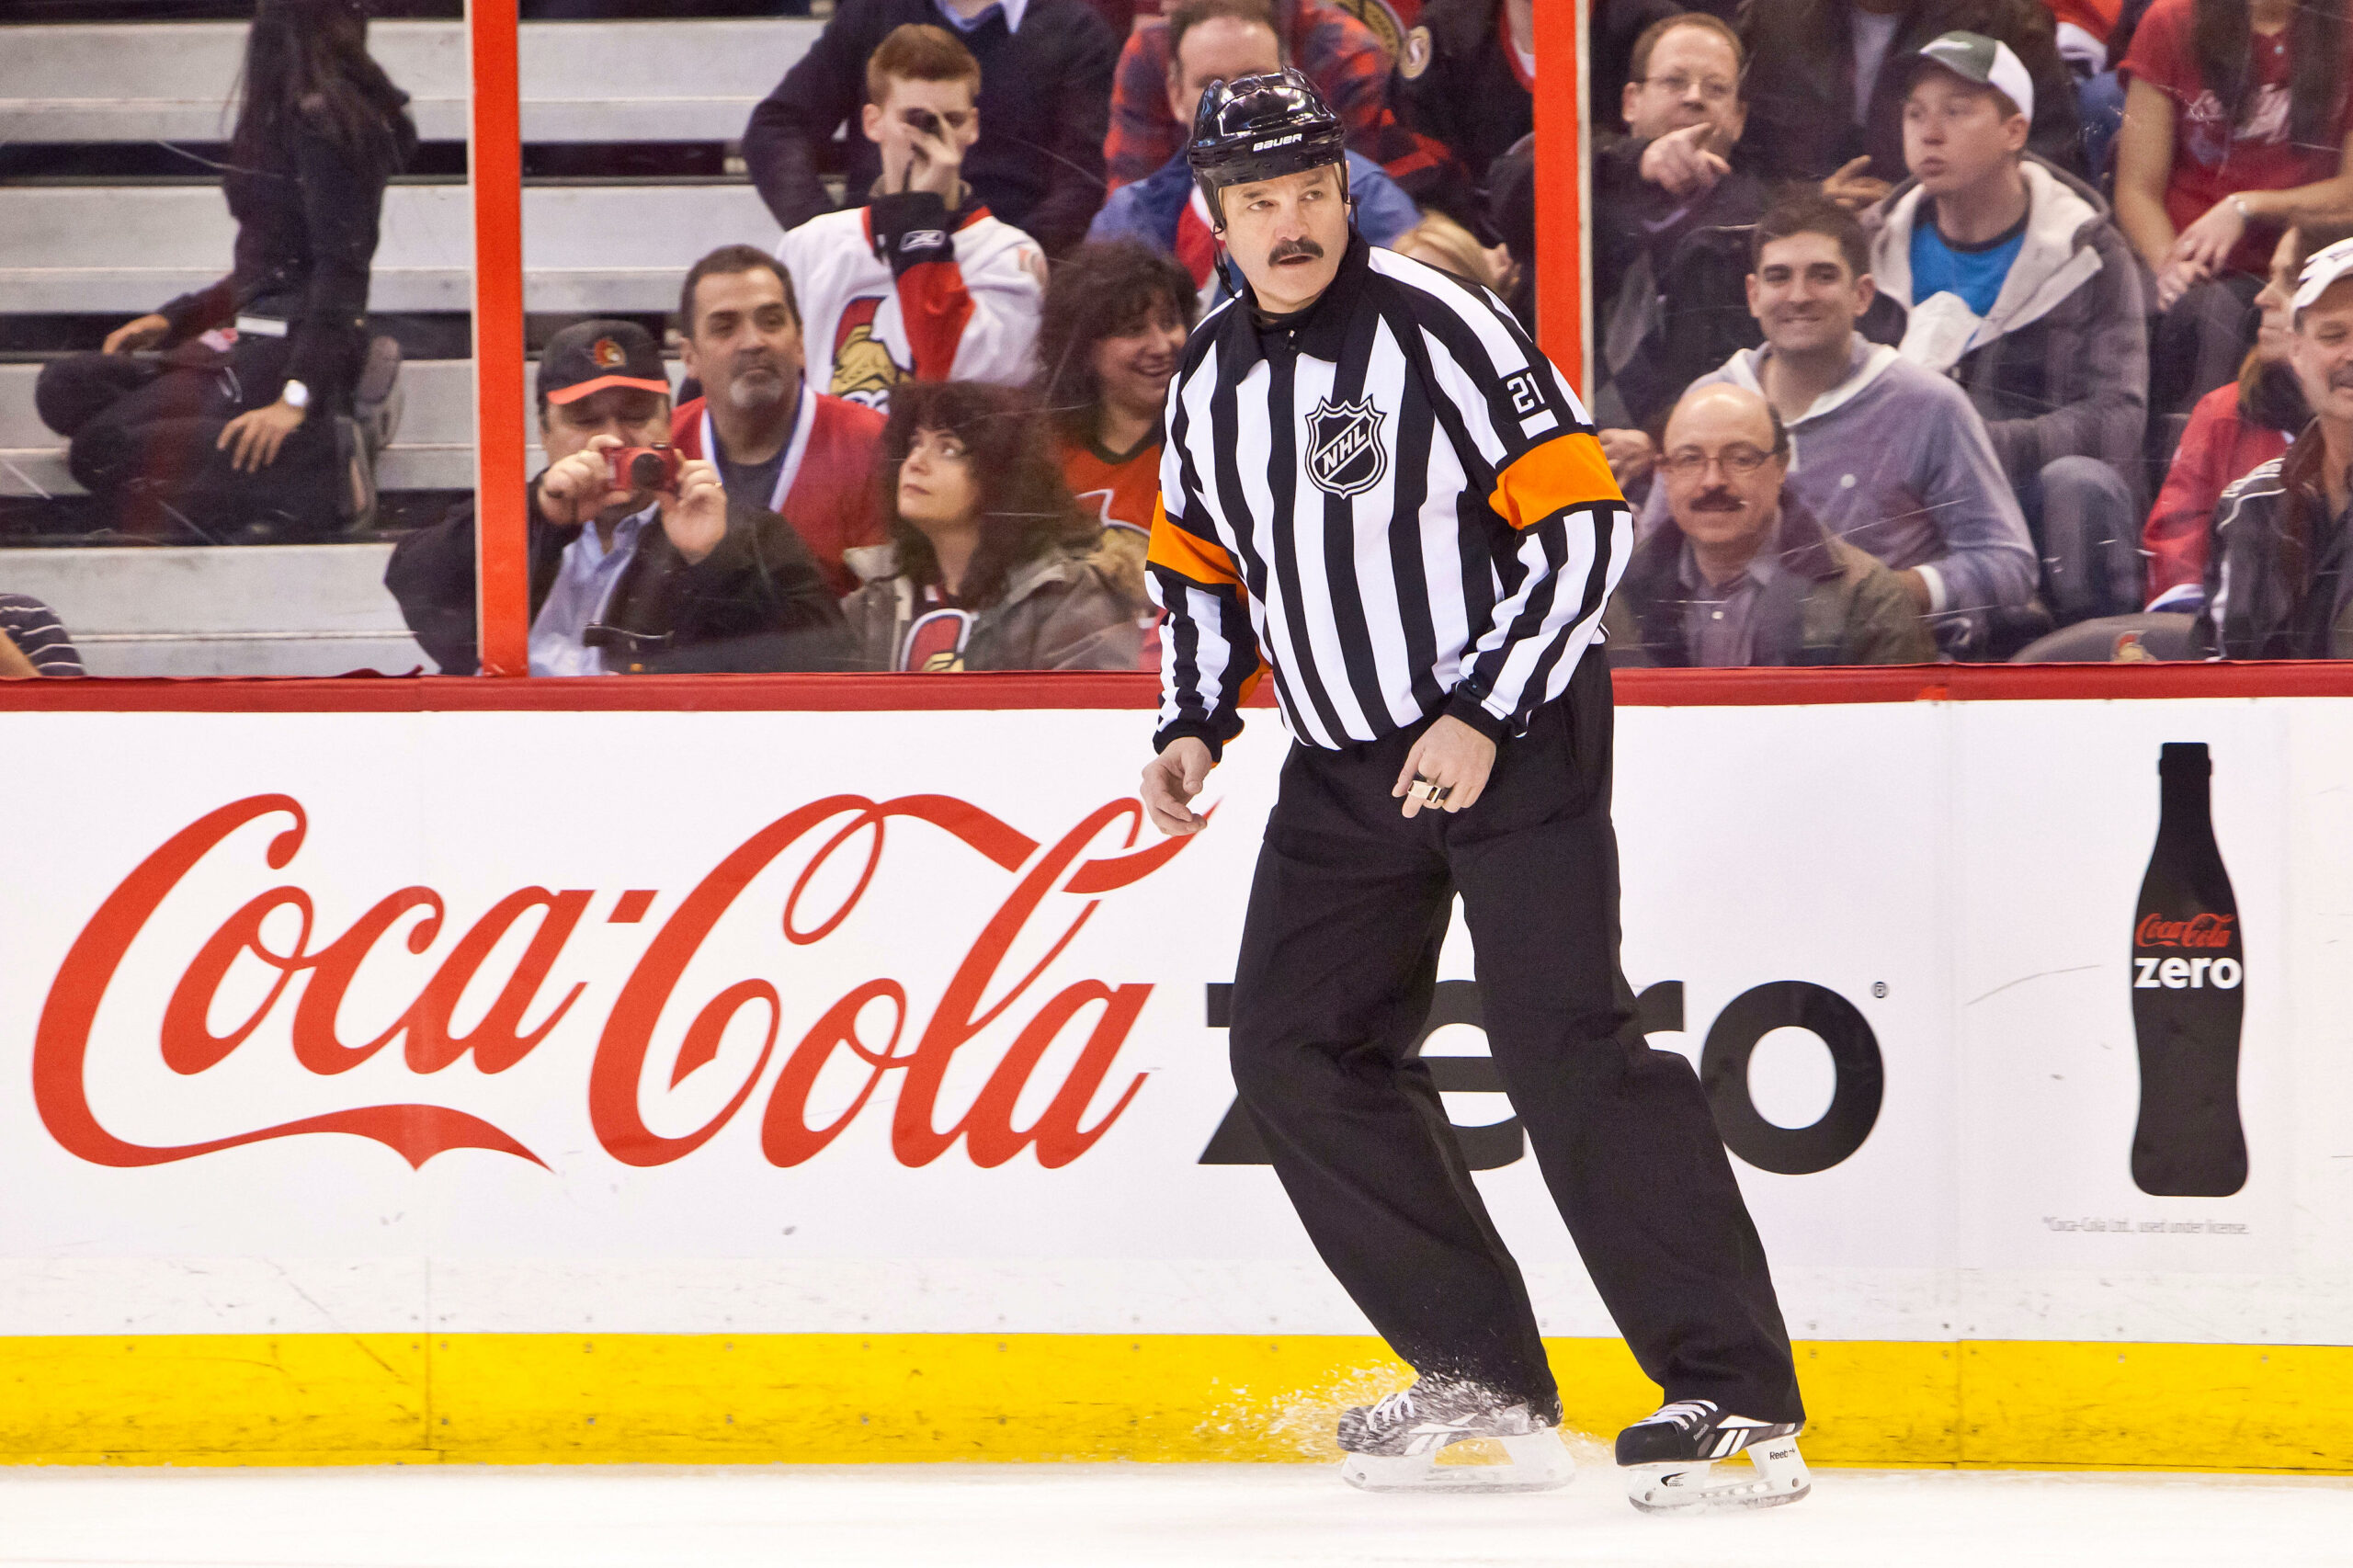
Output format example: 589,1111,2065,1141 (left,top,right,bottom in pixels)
1304,395,1388,498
